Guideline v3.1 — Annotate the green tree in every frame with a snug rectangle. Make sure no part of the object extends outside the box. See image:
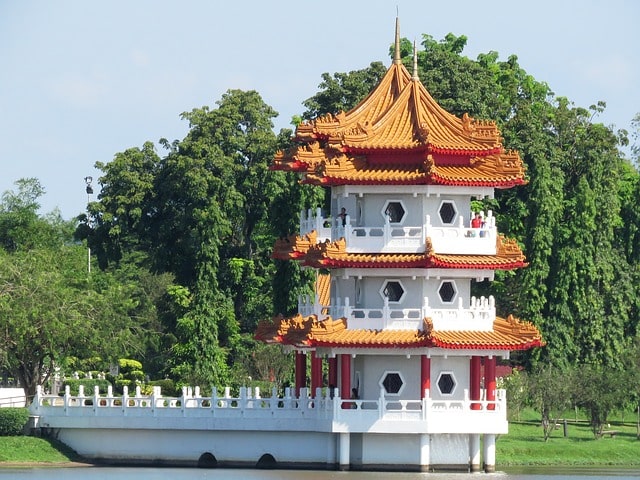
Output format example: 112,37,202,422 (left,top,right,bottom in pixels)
0,246,141,398
574,363,629,437
301,34,637,371
528,365,574,441
86,90,304,388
